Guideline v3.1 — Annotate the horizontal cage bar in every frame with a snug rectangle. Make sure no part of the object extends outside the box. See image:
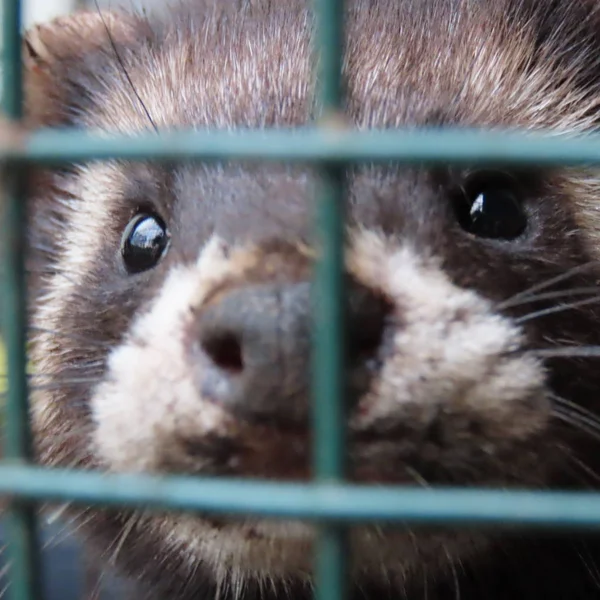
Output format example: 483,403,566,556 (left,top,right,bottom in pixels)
4,127,600,164
0,465,599,530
